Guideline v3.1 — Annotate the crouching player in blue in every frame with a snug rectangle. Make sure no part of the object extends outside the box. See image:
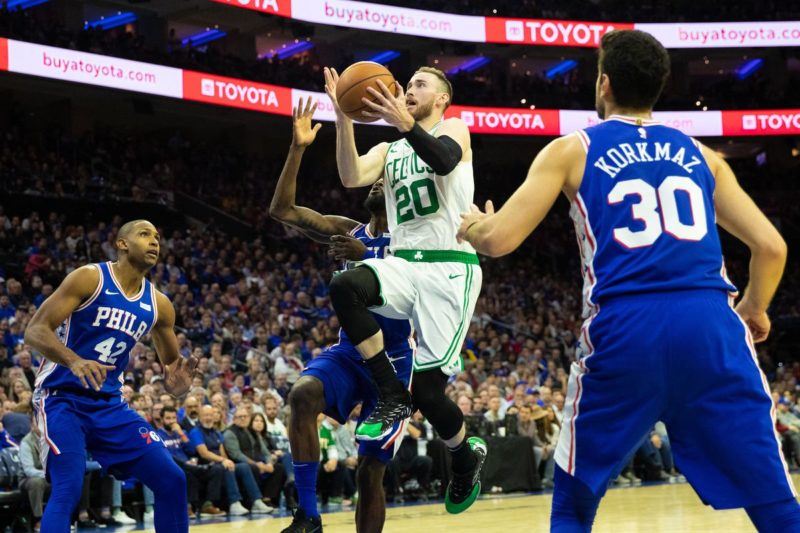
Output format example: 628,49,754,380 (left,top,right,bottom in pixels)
270,98,414,533
26,219,199,532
